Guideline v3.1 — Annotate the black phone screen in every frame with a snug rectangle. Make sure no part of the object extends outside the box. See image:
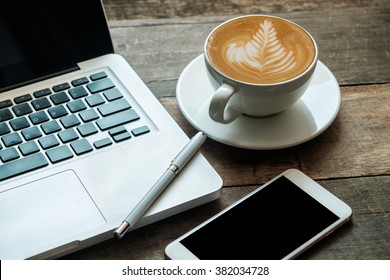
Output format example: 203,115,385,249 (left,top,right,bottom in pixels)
181,176,339,259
